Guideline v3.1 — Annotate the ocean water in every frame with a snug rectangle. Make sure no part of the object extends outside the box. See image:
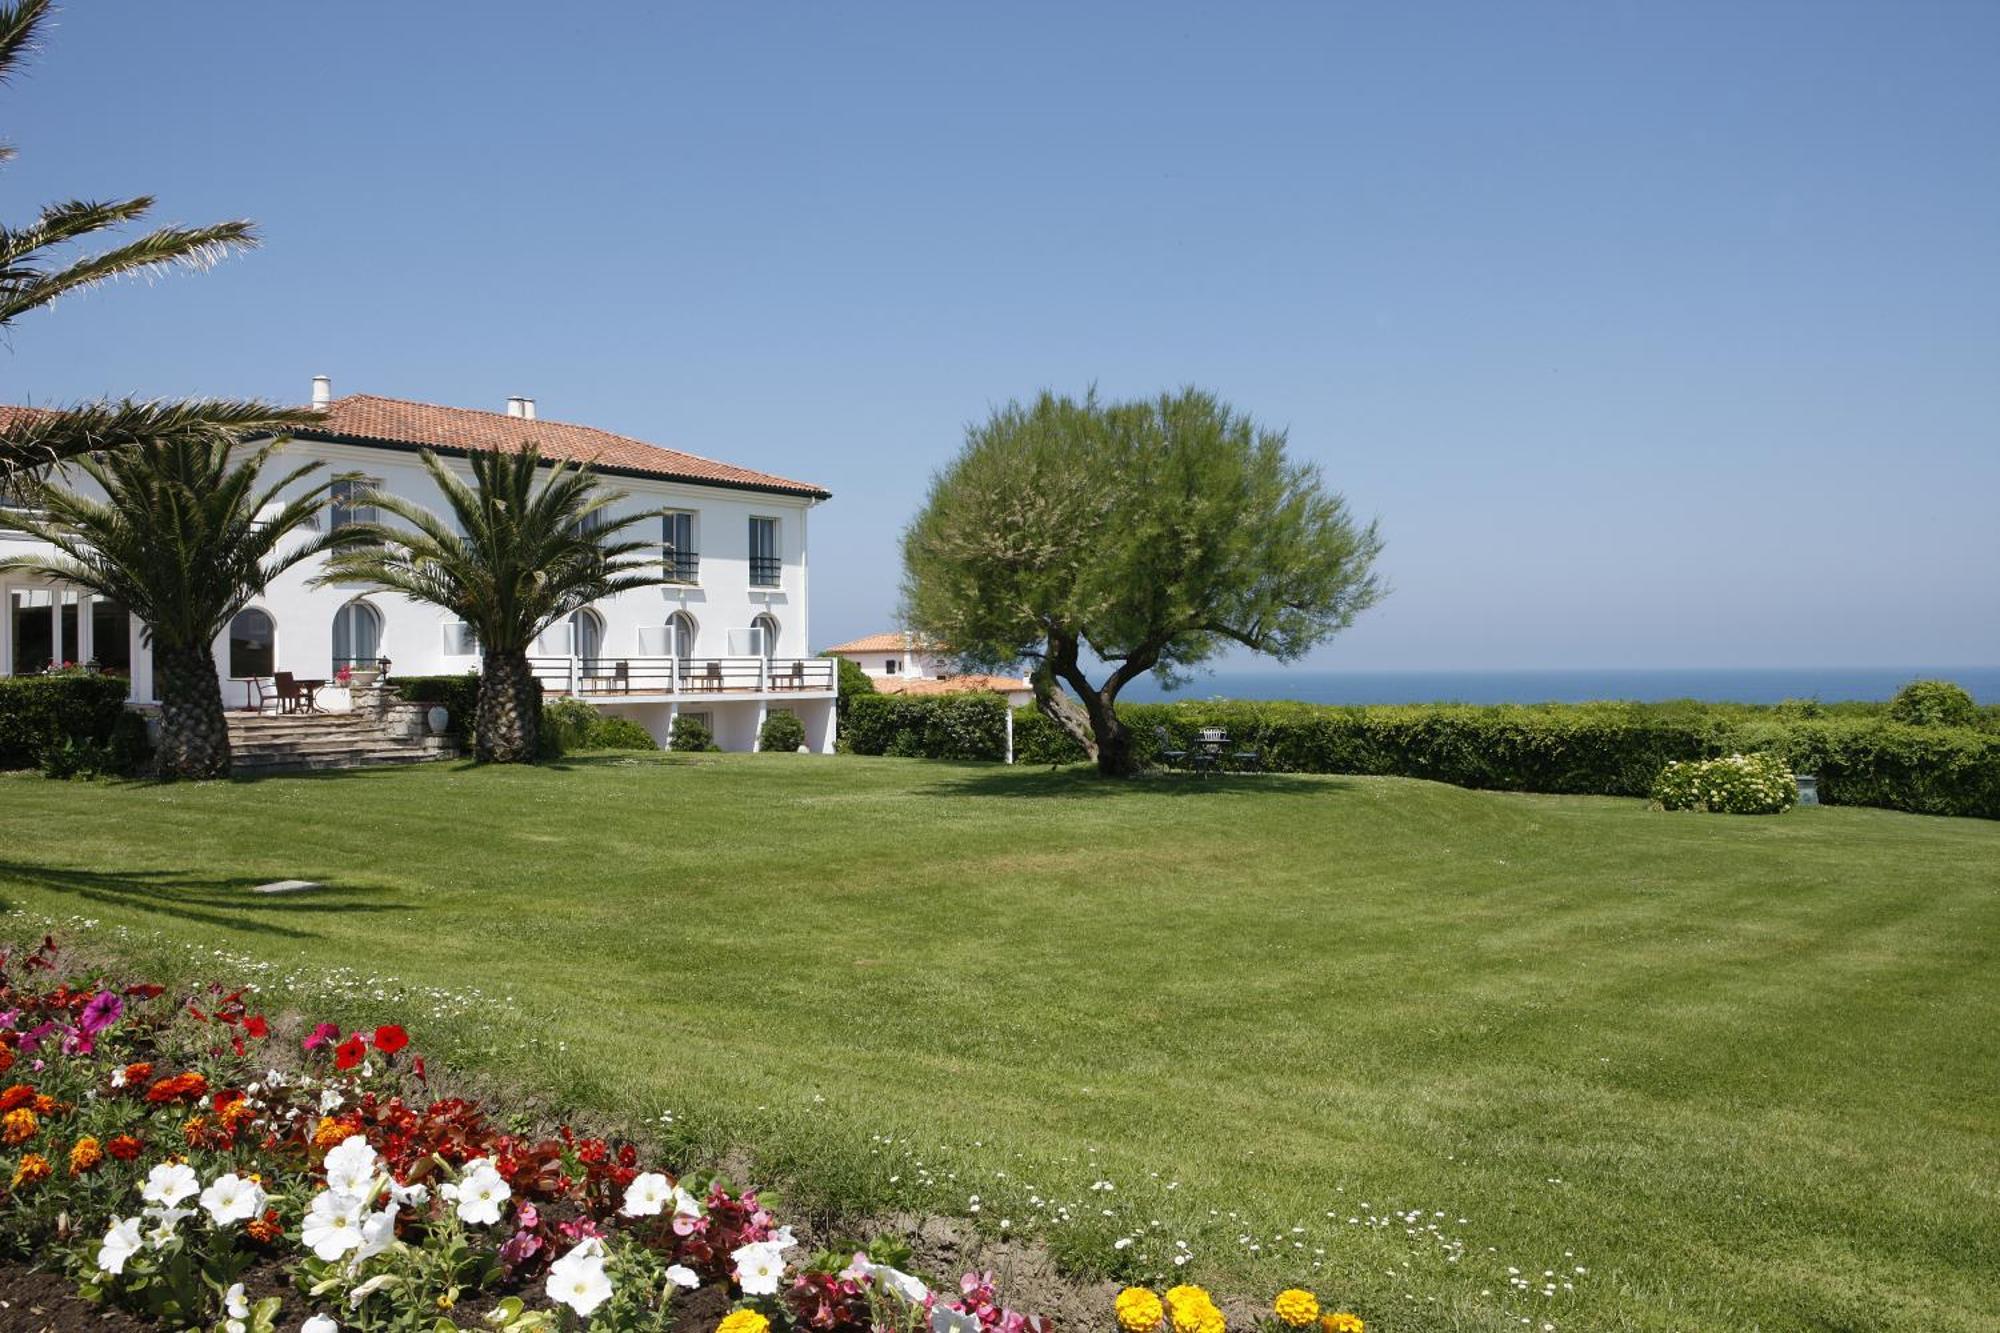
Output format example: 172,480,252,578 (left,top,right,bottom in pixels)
1119,666,2000,707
